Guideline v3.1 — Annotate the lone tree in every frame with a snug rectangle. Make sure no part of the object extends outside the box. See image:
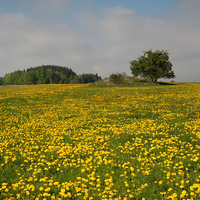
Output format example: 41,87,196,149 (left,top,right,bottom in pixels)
130,49,175,82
